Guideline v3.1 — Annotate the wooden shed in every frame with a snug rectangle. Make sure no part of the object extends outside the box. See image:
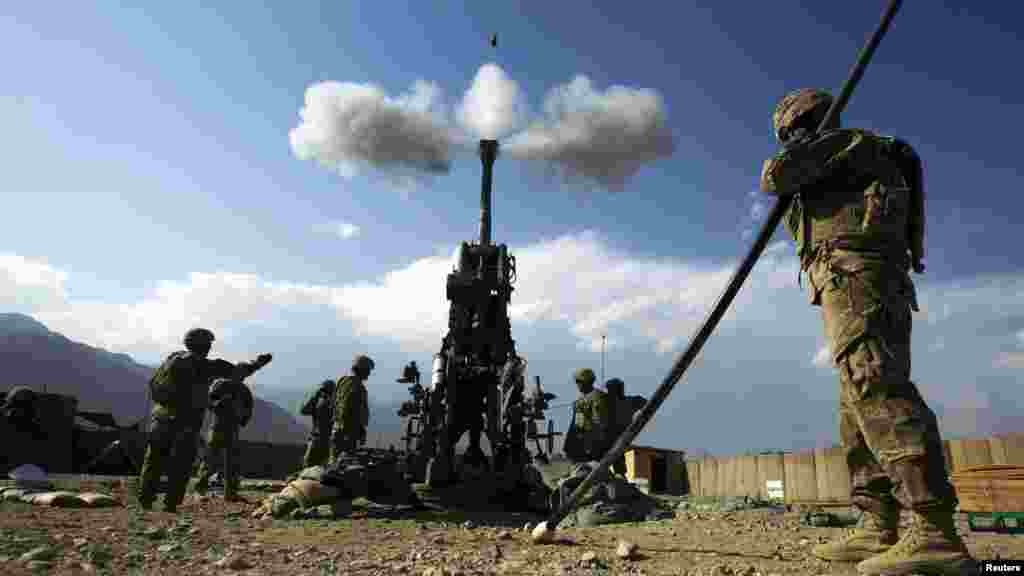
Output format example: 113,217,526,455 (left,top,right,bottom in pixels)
624,445,687,494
